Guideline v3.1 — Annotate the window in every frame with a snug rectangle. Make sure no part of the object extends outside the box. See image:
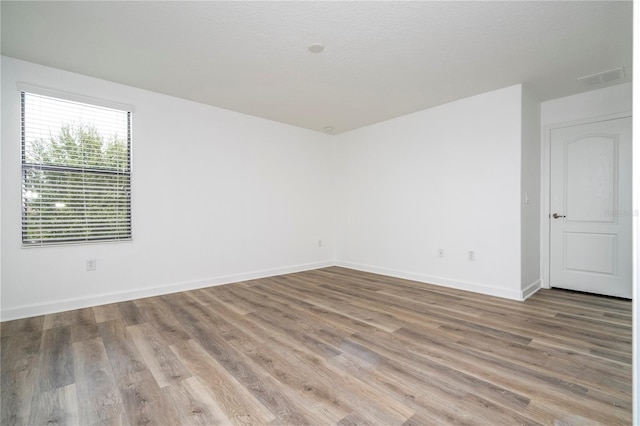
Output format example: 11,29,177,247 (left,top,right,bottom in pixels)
21,88,132,246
